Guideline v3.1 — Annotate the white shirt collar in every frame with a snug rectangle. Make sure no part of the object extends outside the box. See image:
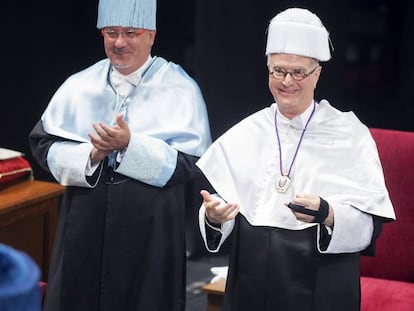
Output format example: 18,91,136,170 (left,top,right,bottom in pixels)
277,100,315,129
110,55,153,86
